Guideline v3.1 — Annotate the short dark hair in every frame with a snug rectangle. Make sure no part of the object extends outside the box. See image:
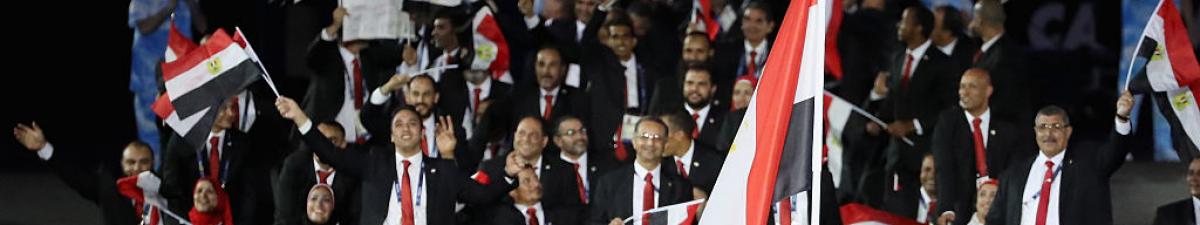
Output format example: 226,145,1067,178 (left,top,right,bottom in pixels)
935,5,965,38
745,1,774,22
1036,105,1071,125
125,141,153,156
602,9,635,33
516,115,548,137
407,74,438,91
634,117,667,134
659,110,696,138
907,6,936,39
390,106,423,129
553,114,584,136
